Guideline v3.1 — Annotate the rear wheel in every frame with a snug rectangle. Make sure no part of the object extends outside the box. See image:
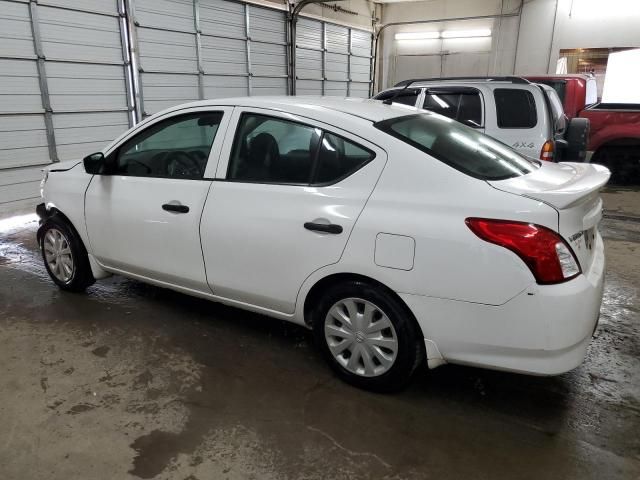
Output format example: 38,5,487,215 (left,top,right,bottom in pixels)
312,280,423,392
40,216,95,292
